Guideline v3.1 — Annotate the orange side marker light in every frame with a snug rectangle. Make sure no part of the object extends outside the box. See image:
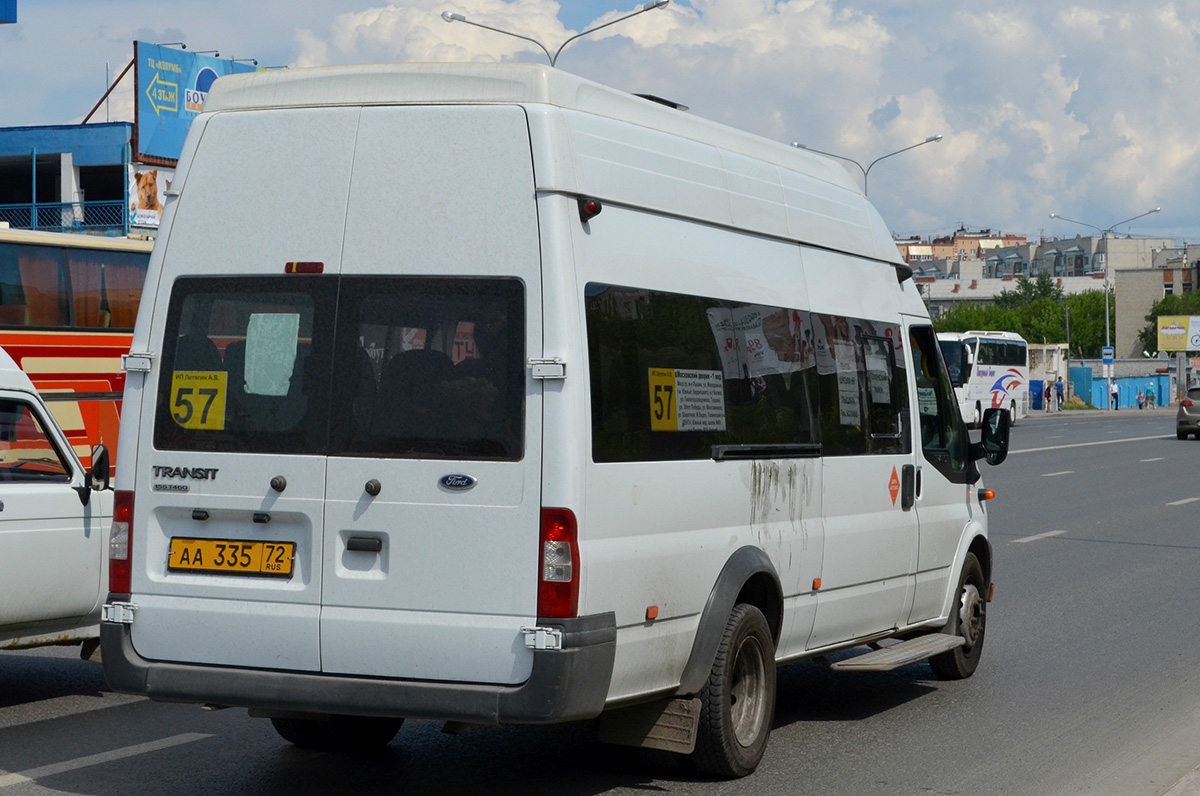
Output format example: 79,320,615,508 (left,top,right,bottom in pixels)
645,606,659,621
812,578,822,591
978,488,996,502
